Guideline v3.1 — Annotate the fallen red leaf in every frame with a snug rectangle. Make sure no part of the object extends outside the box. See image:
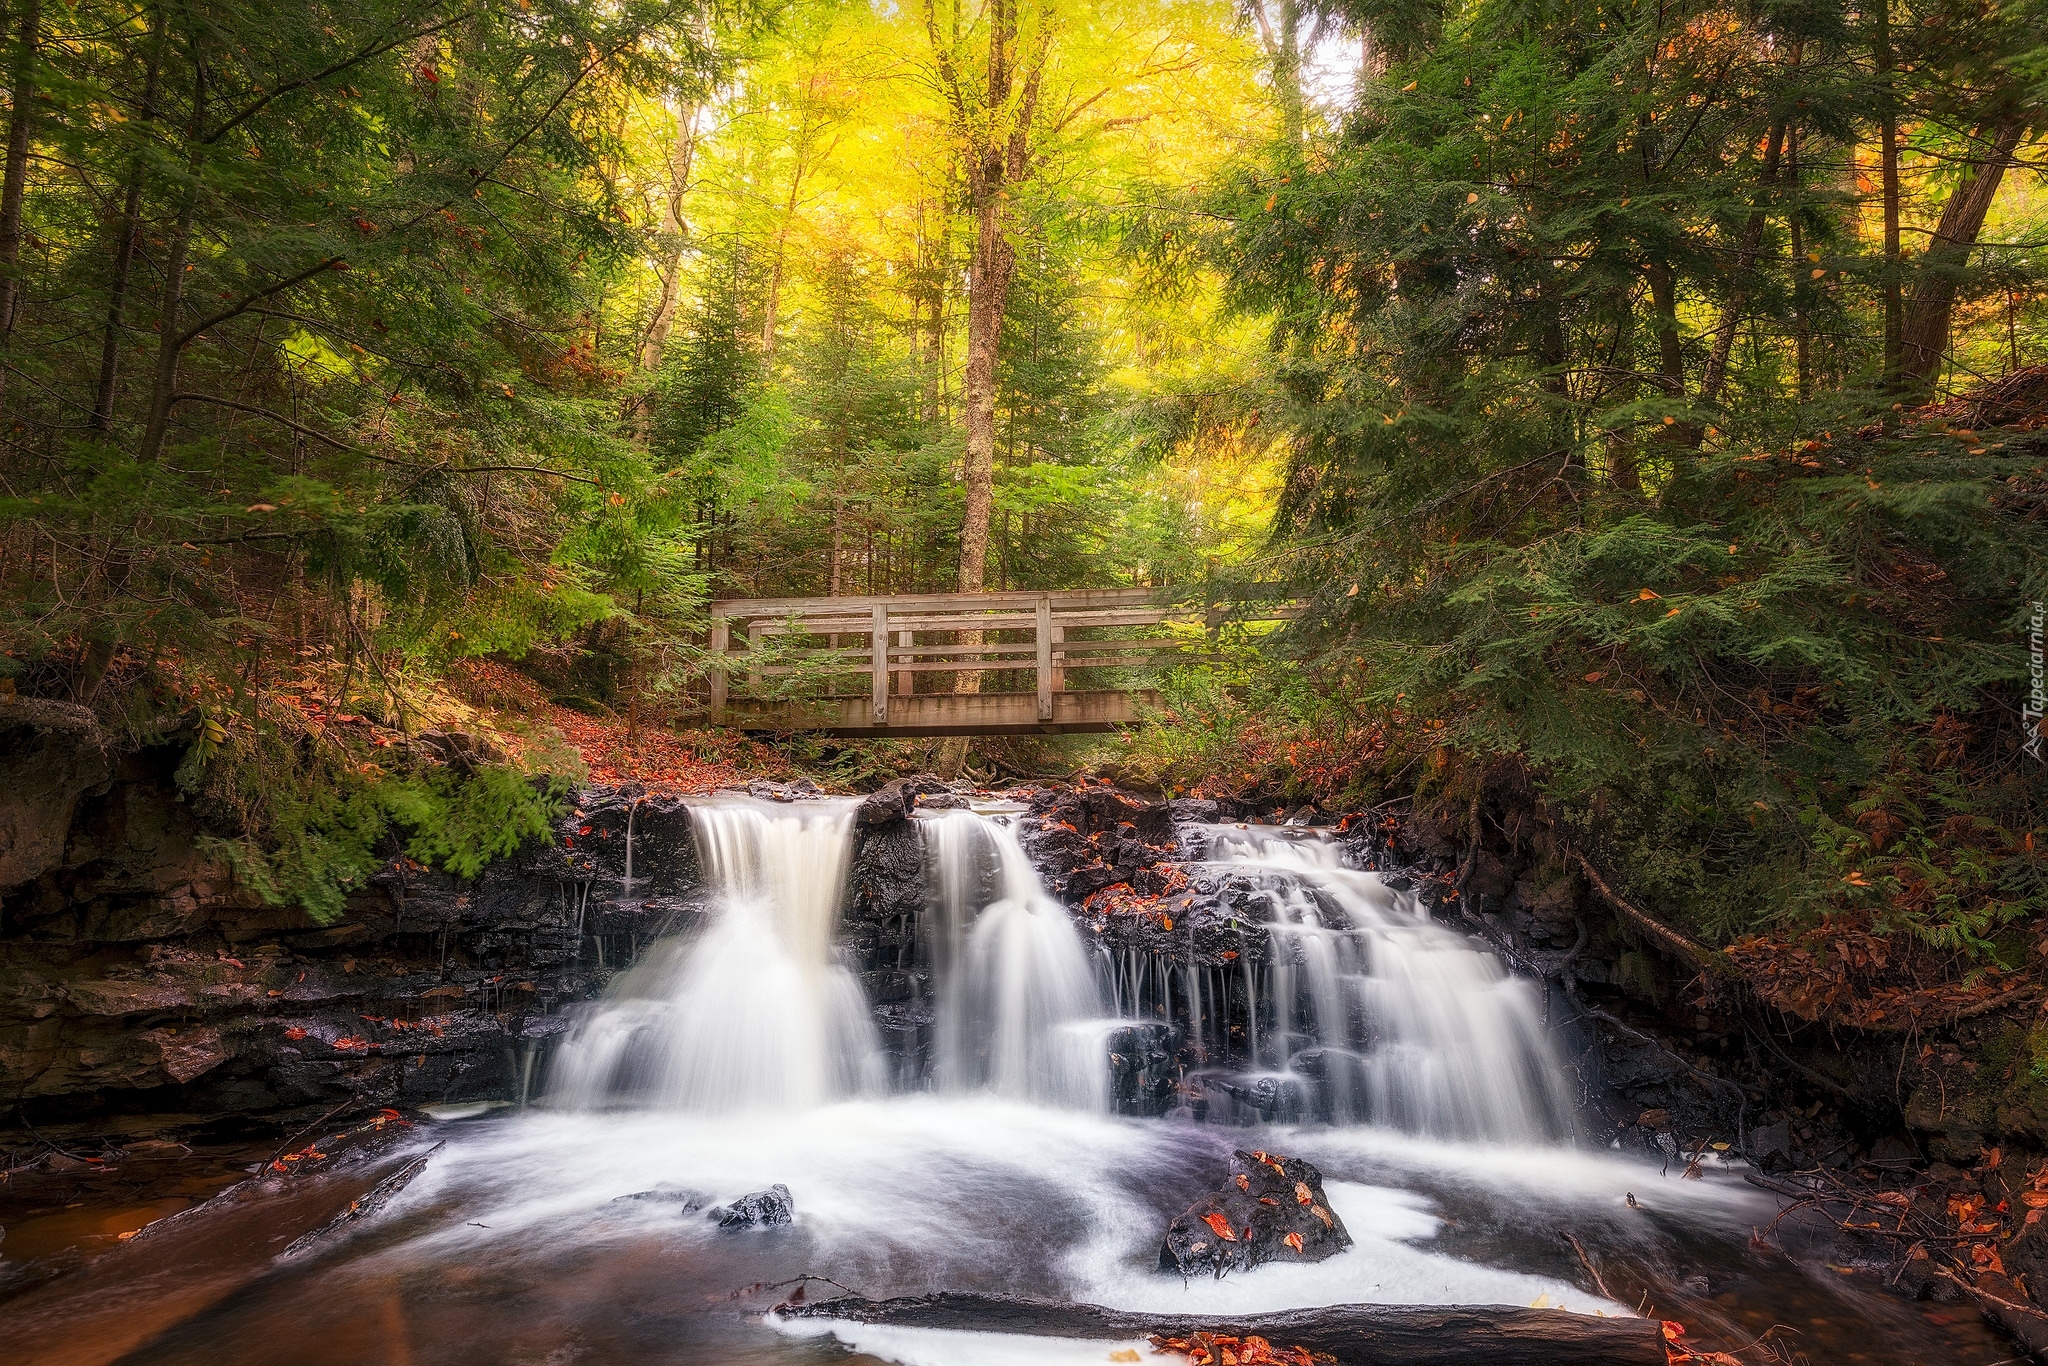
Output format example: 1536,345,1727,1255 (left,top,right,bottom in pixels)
1283,1231,1305,1253
1202,1211,1237,1242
